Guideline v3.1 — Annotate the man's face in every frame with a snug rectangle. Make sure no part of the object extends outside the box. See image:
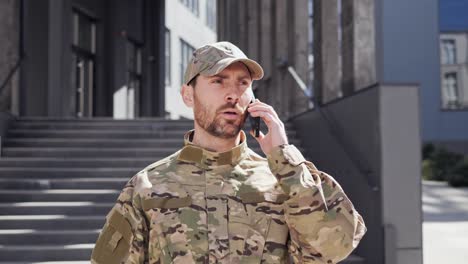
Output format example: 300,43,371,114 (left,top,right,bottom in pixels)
187,62,253,139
